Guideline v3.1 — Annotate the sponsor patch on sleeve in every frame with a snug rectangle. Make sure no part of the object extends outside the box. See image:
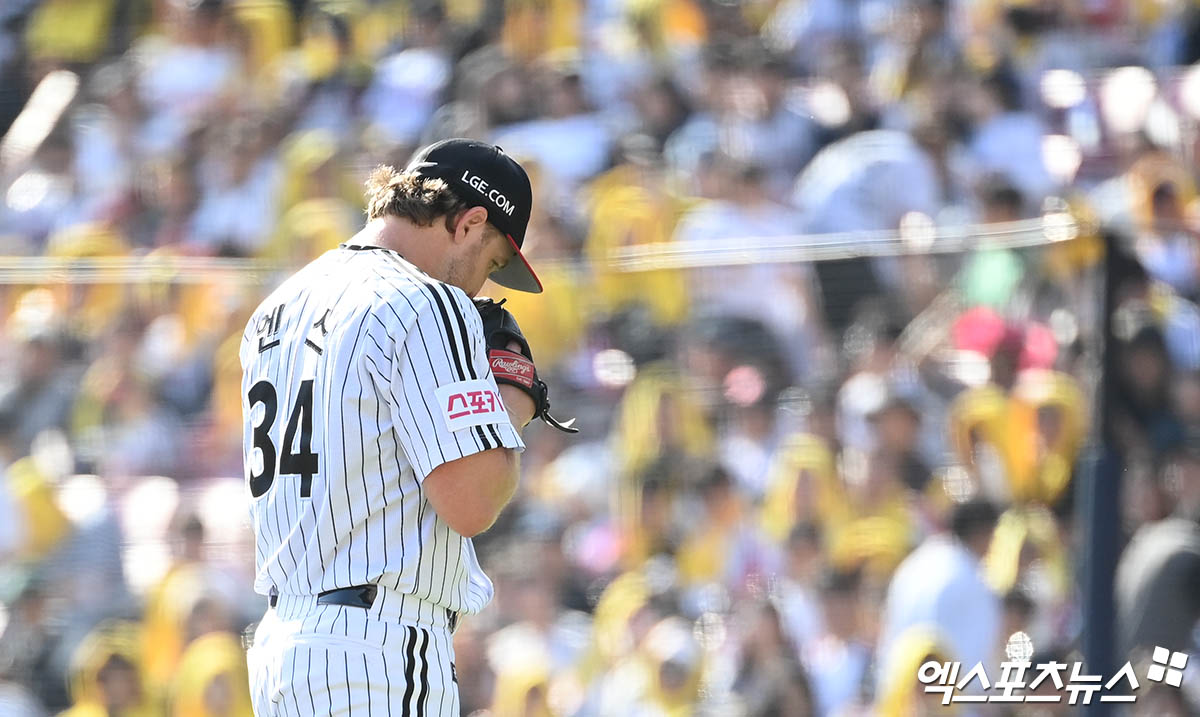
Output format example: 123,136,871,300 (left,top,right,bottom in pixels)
434,379,509,433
